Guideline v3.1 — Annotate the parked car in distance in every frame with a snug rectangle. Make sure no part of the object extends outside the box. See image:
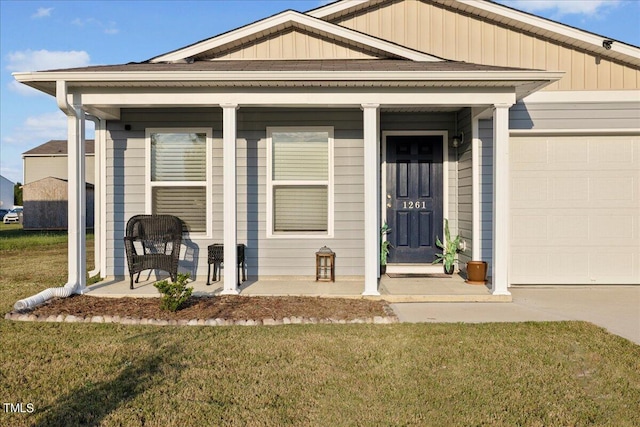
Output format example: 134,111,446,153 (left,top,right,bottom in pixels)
0,208,9,219
3,207,23,224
